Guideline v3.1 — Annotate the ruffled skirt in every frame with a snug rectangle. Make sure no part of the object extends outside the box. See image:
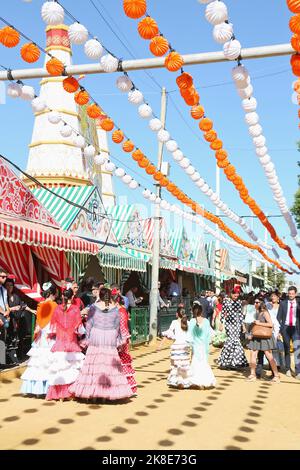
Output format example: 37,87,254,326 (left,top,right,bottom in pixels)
46,351,85,400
